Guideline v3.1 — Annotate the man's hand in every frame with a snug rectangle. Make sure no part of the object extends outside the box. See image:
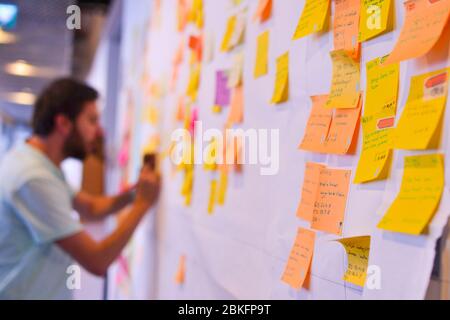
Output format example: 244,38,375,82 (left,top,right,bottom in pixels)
134,165,161,210
58,167,161,277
